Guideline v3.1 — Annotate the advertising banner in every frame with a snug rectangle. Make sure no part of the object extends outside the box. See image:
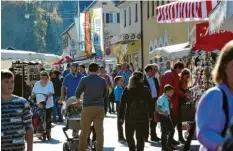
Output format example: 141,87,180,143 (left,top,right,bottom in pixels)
85,12,92,55
91,8,104,59
79,13,85,52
